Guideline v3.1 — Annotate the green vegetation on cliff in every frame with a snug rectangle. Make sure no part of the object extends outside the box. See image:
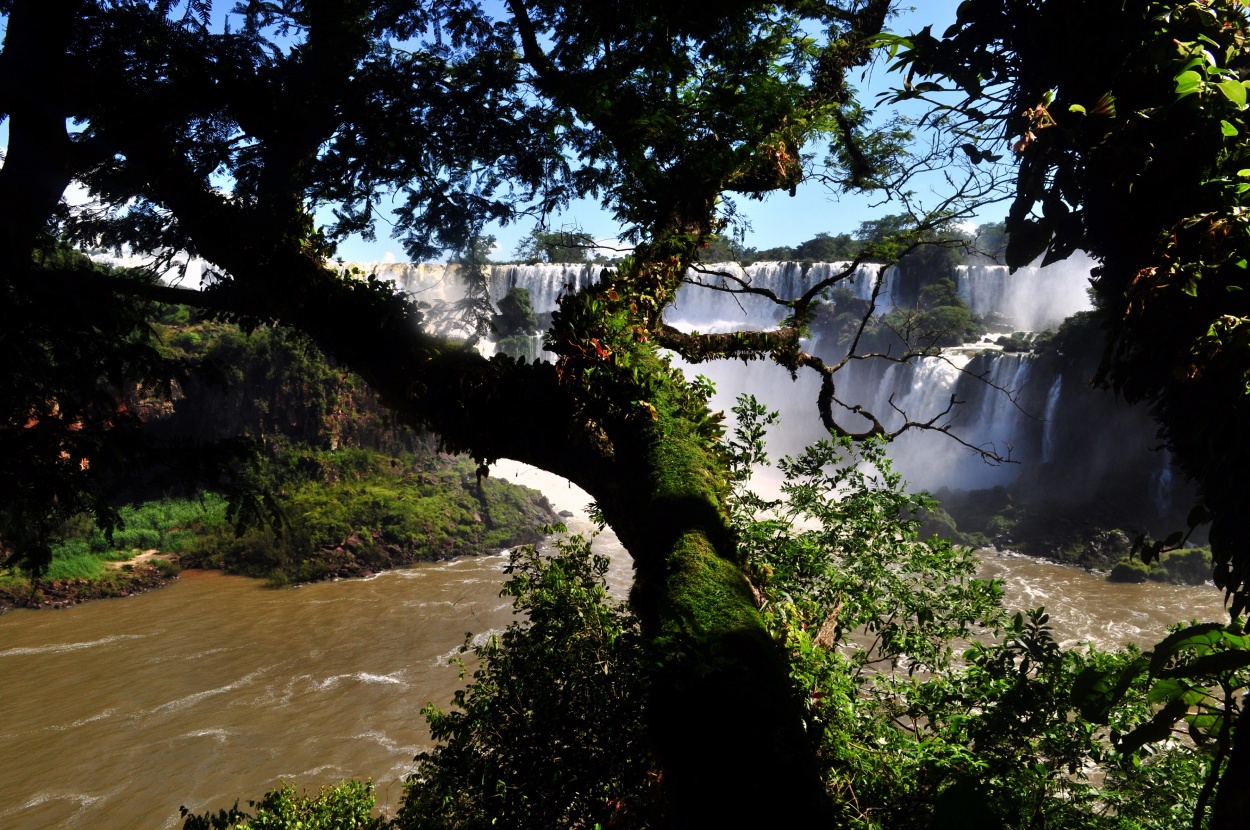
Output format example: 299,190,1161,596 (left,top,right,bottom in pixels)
180,448,553,586
0,315,555,609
